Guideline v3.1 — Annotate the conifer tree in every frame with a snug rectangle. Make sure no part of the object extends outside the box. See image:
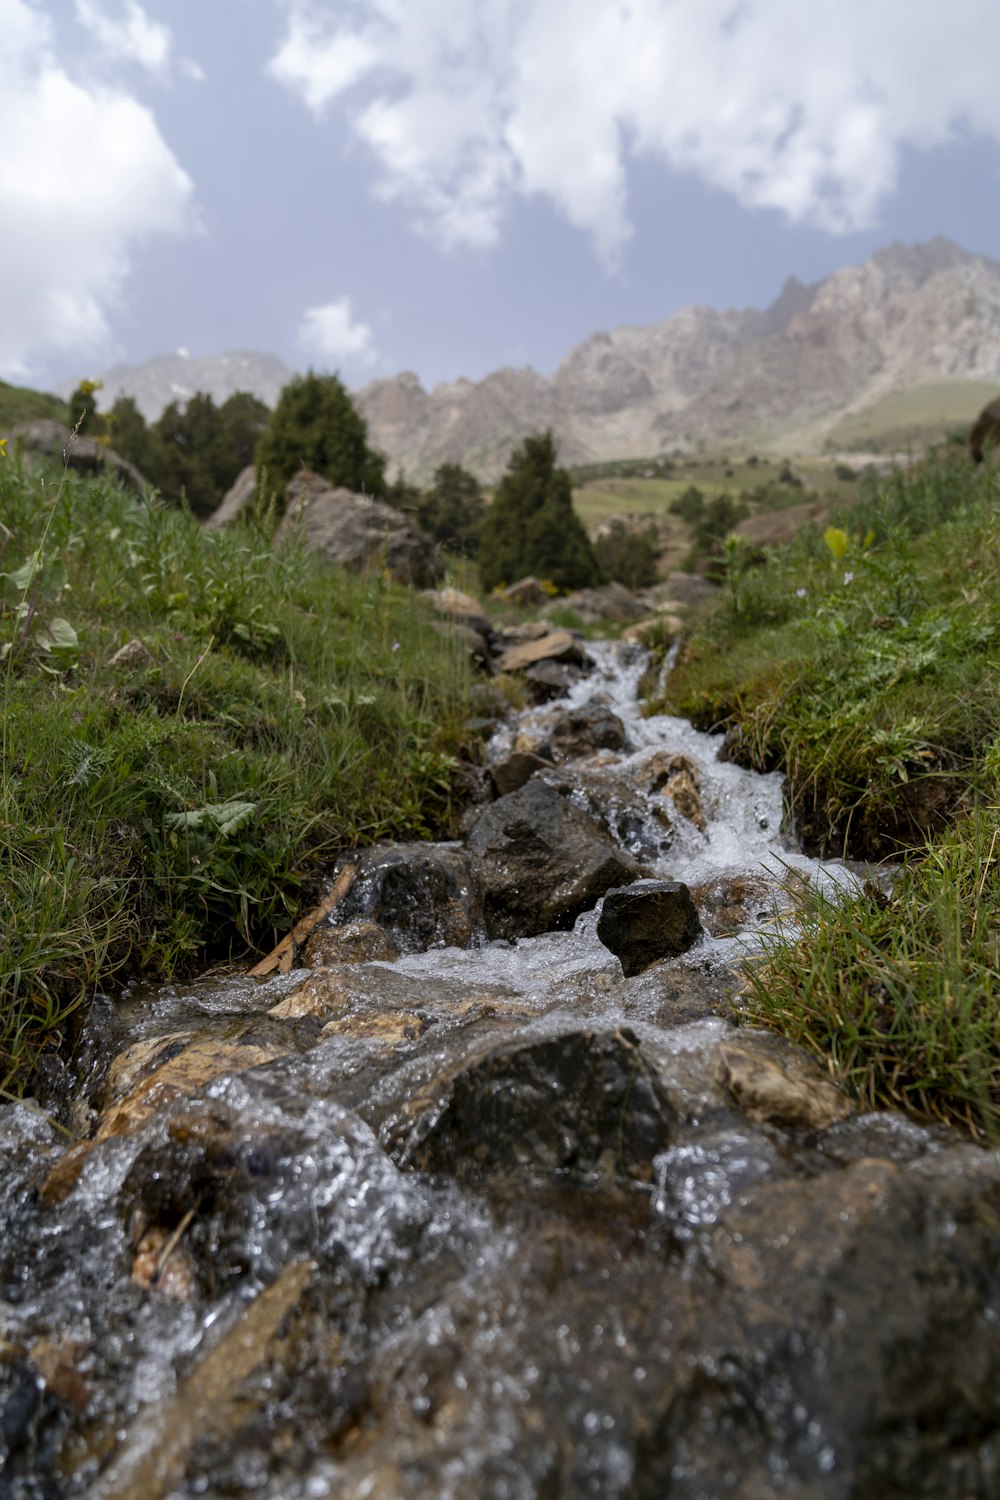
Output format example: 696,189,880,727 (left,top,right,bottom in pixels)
478,431,603,593
255,372,386,499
